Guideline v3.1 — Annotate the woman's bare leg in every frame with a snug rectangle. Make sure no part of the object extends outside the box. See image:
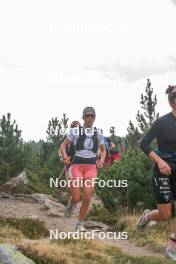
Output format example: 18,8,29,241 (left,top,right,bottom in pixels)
79,177,95,221
148,203,171,221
